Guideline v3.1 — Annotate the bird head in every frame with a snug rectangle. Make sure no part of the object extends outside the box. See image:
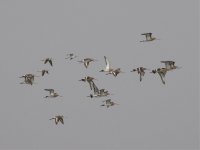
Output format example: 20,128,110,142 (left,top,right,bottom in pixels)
150,70,157,74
